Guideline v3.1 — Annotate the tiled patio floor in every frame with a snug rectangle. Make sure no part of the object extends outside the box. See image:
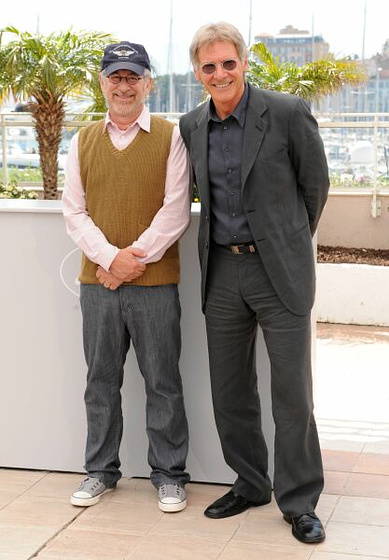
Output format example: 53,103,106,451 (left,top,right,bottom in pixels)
1,323,388,560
